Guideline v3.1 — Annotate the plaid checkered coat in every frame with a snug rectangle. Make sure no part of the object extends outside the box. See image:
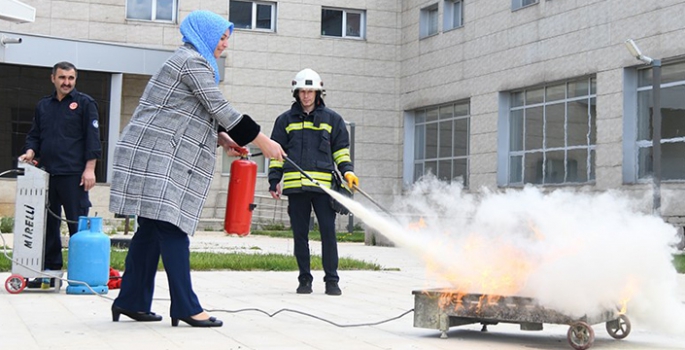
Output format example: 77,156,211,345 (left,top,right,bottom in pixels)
109,44,243,236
